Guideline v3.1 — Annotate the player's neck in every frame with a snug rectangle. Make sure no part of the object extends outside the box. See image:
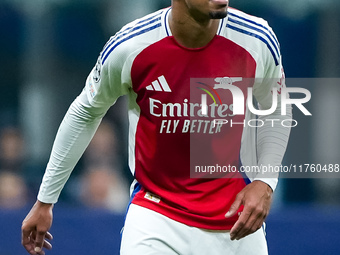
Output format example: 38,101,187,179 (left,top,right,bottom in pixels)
169,7,220,49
